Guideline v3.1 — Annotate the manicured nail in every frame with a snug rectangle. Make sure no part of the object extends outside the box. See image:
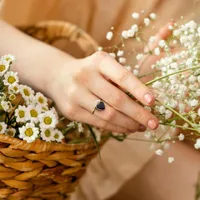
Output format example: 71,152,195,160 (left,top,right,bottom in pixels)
148,119,158,130
139,125,146,131
144,93,154,104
